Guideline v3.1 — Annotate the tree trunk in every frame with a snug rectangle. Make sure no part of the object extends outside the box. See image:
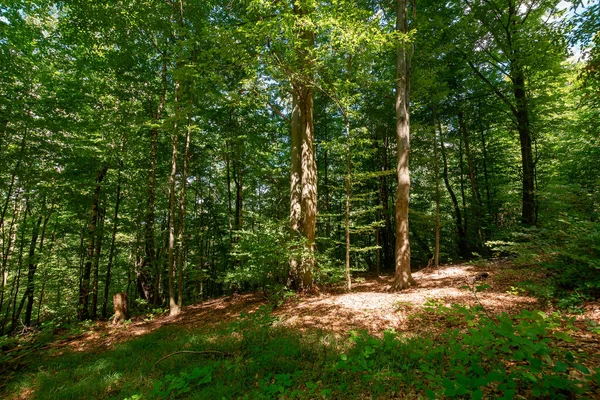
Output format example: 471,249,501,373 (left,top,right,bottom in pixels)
433,117,440,268
167,120,180,316
391,0,416,291
20,213,43,327
90,206,105,319
177,125,191,309
458,110,483,245
0,199,21,318
102,160,122,319
139,59,167,305
344,119,352,292
79,165,108,321
289,0,316,290
438,120,470,258
512,66,536,225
